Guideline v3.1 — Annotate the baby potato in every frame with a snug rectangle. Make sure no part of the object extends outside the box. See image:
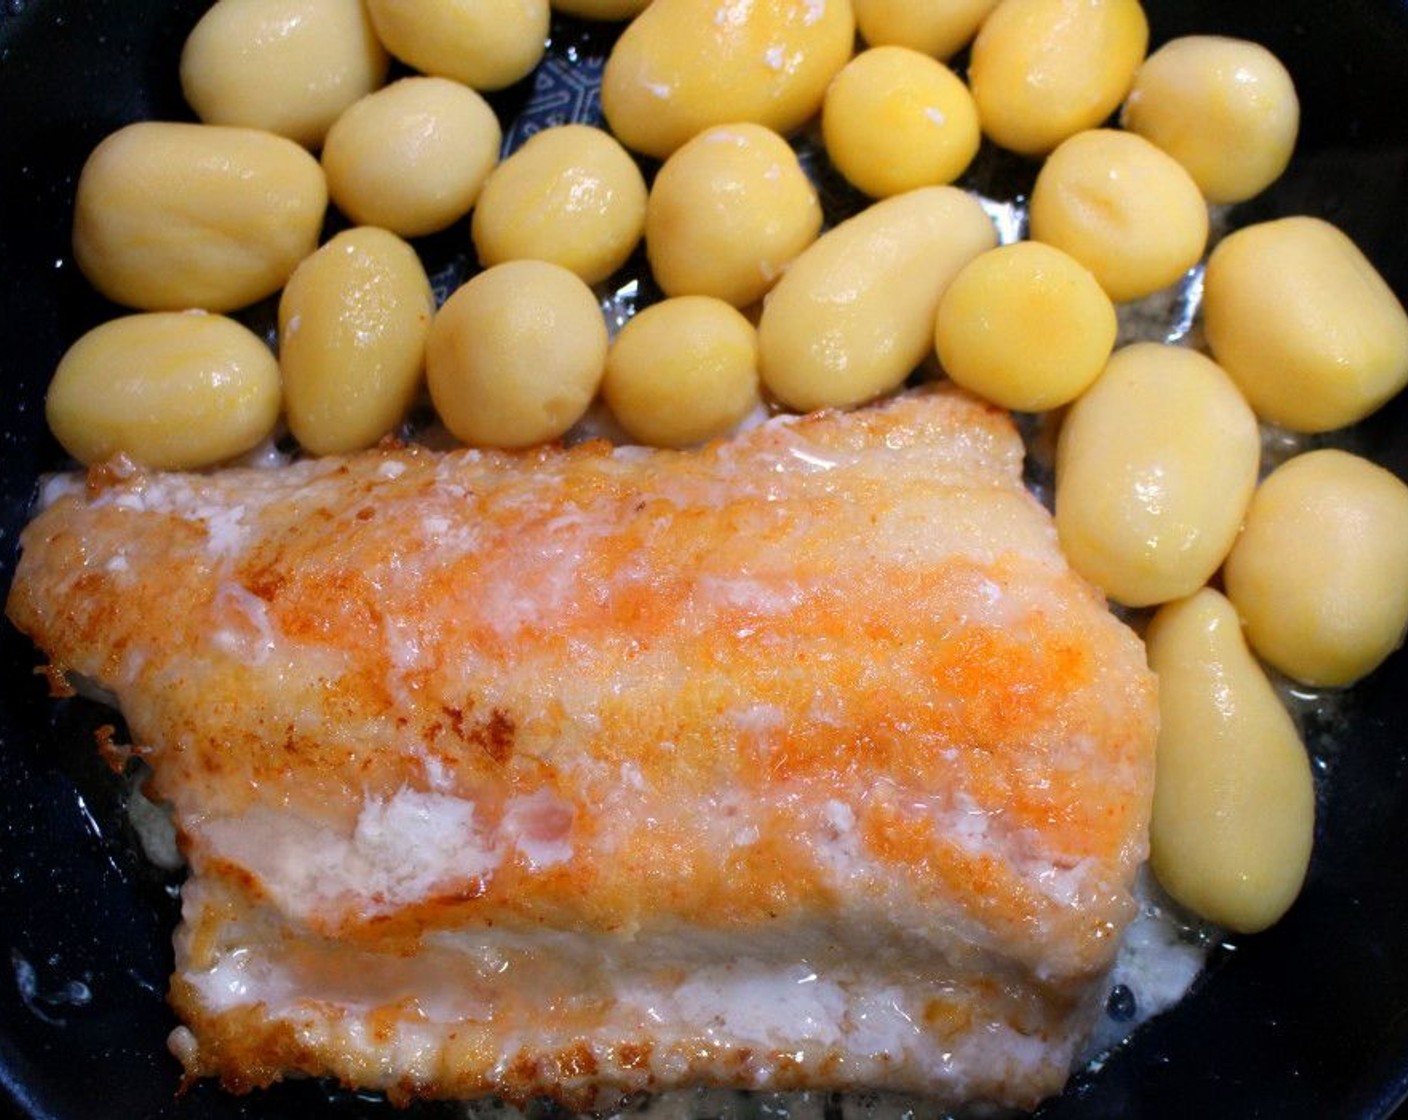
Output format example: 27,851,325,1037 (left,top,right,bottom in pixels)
821,46,981,199
1029,128,1208,302
645,123,821,308
323,77,502,238
551,0,649,19
180,0,389,149
851,0,999,61
472,125,648,286
46,311,281,470
968,0,1148,157
601,0,856,160
365,0,549,91
934,241,1116,412
72,121,327,313
1121,35,1299,204
1224,450,1408,688
603,296,761,448
1202,216,1408,432
425,260,608,448
278,228,435,456
1146,588,1315,935
758,186,997,413
1055,342,1259,608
